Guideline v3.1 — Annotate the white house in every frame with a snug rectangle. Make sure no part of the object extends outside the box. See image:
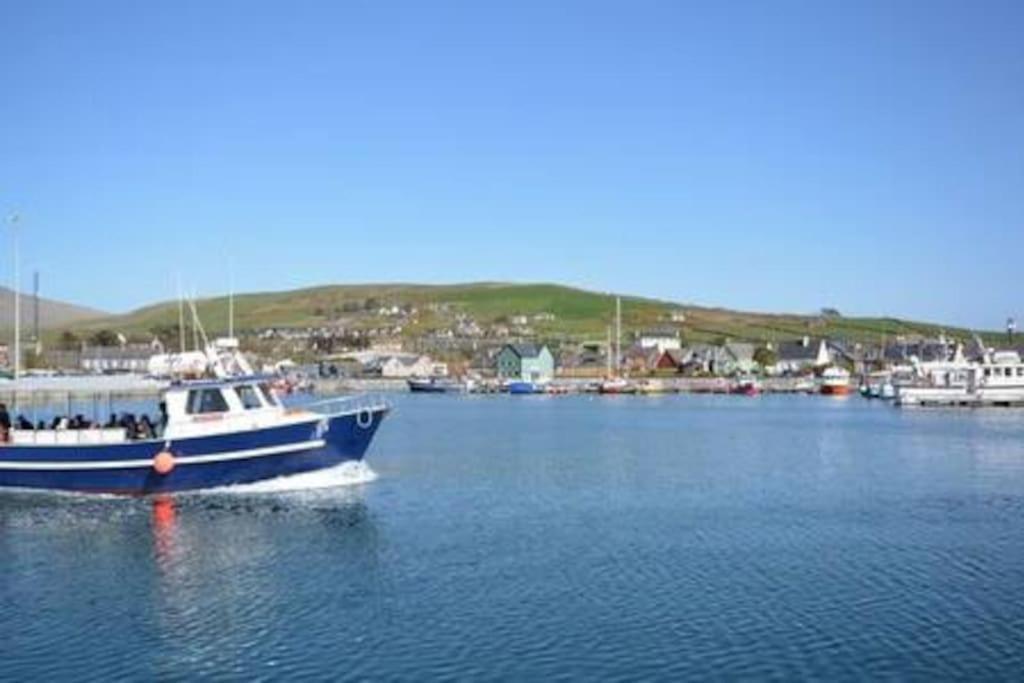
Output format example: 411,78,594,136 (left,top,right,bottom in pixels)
375,354,448,378
769,338,832,375
637,329,681,353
